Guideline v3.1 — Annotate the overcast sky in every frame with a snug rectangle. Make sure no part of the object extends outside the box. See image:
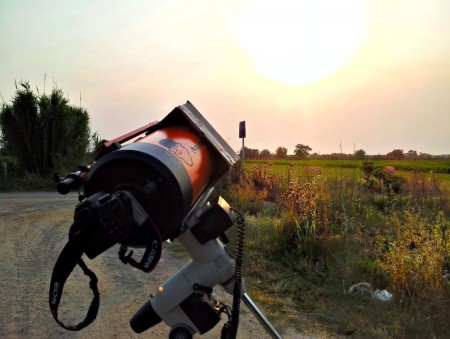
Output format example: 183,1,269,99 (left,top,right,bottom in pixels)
1,0,449,155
